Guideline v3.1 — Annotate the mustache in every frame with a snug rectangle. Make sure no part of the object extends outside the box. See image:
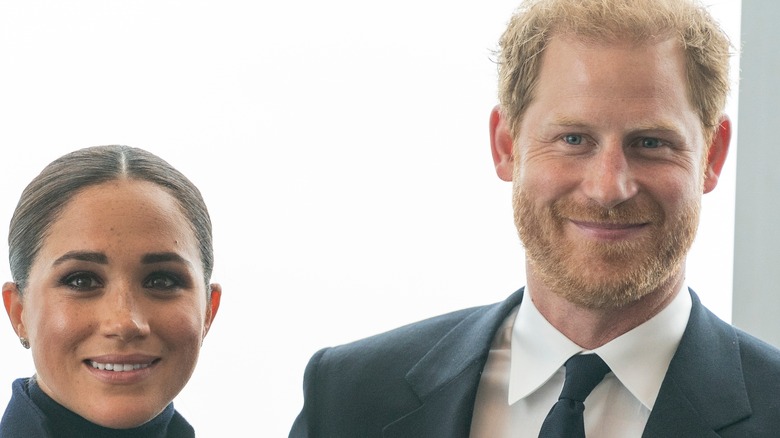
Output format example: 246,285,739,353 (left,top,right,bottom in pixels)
551,198,663,224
